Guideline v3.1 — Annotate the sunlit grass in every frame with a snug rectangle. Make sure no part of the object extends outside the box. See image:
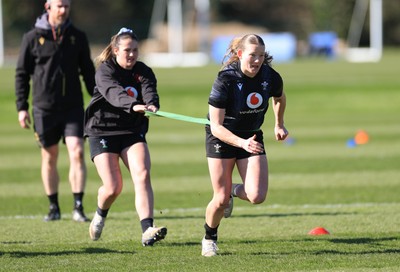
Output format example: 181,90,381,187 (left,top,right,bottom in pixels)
1,50,399,271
